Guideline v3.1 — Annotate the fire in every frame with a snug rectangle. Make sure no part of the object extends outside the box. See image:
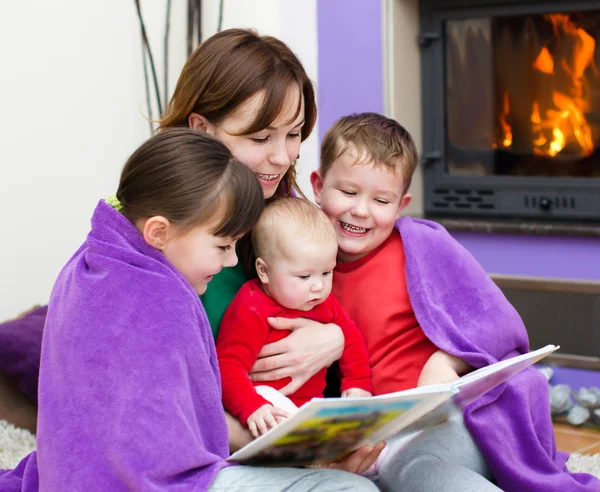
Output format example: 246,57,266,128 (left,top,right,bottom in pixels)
500,14,595,157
